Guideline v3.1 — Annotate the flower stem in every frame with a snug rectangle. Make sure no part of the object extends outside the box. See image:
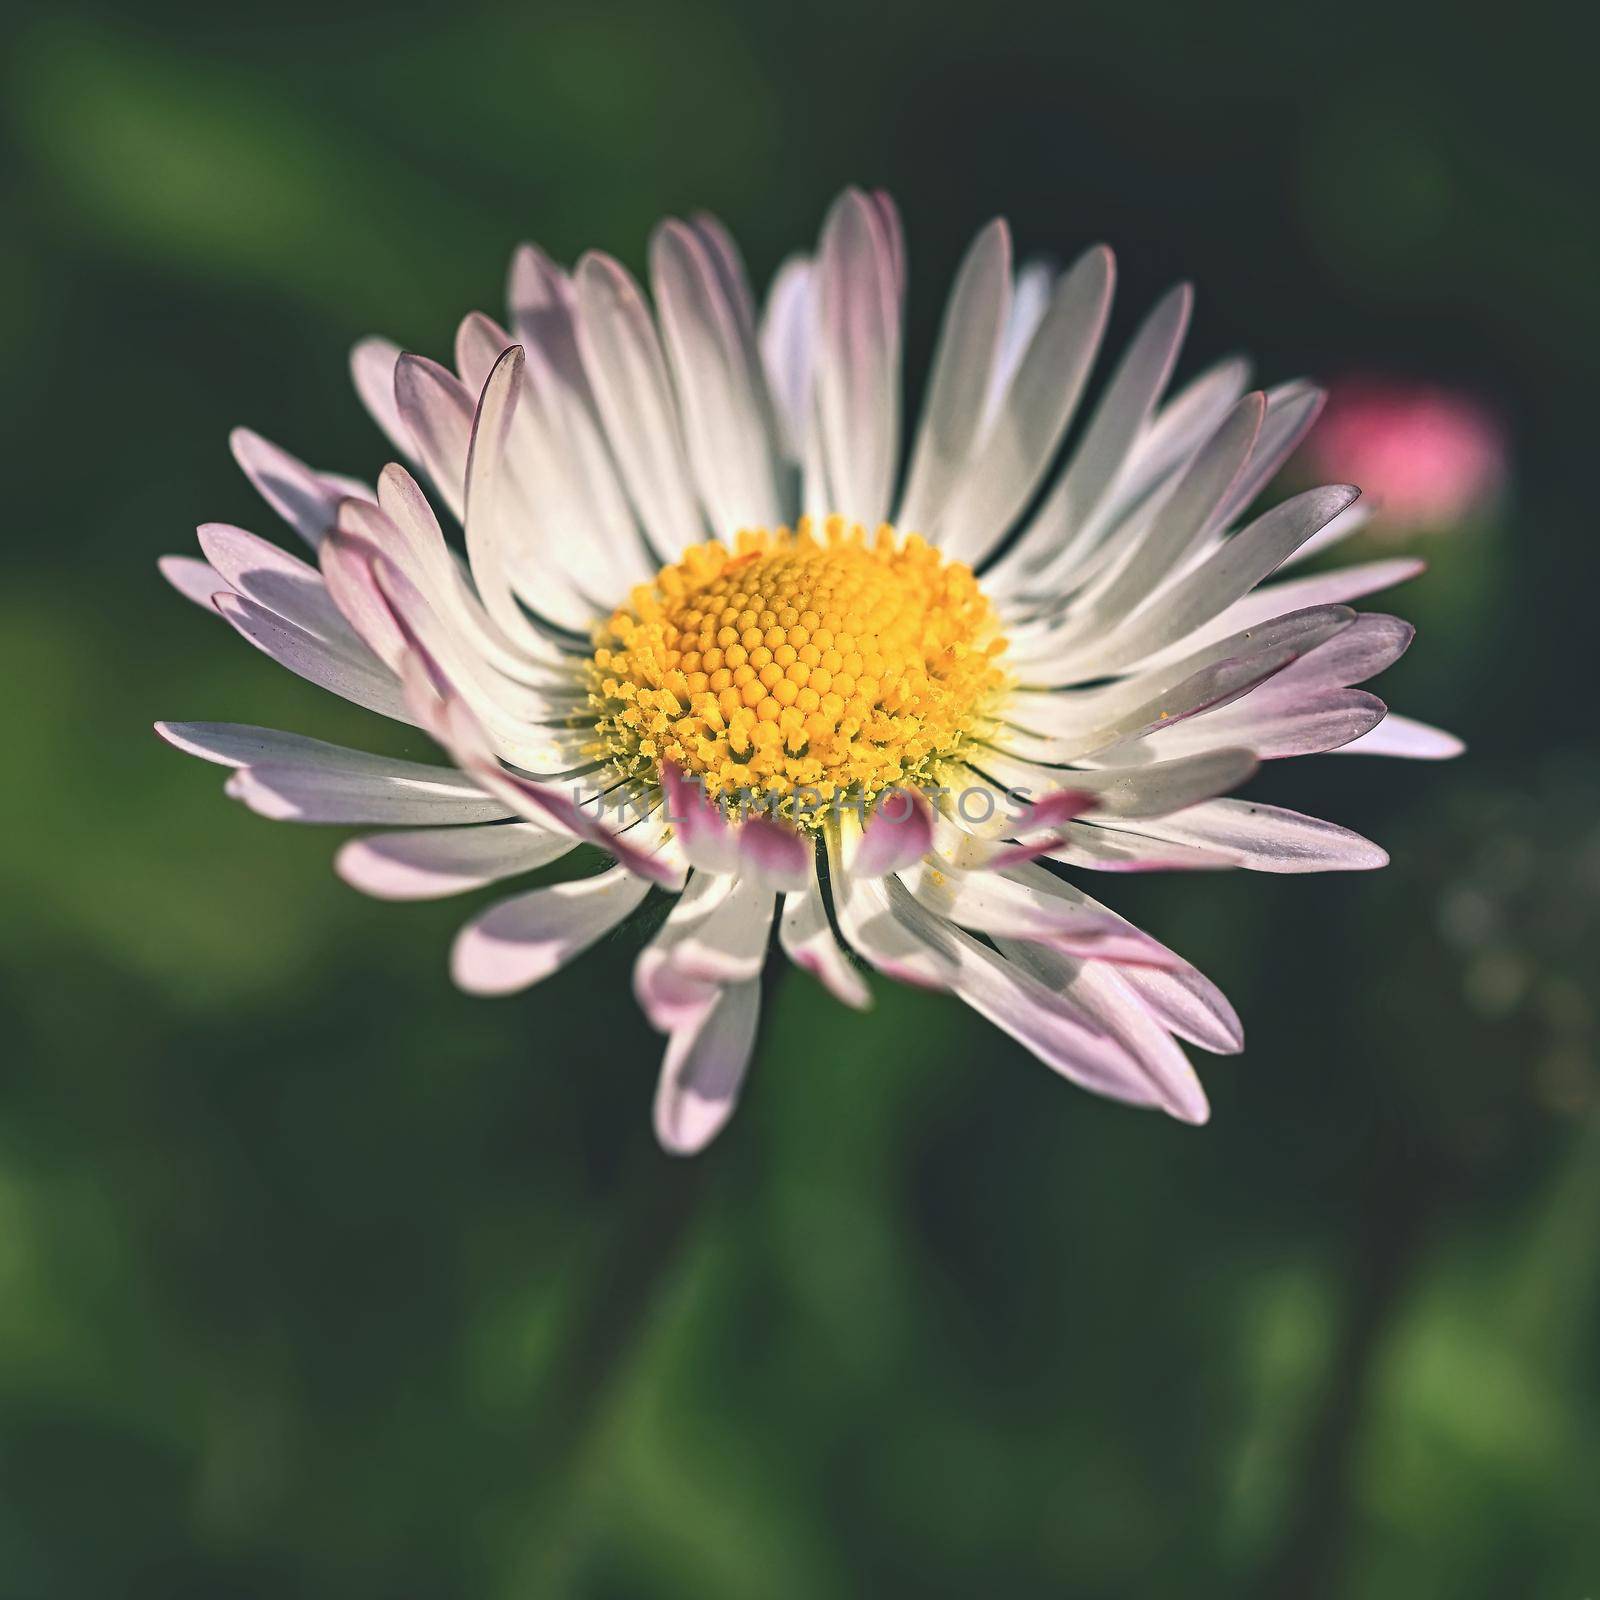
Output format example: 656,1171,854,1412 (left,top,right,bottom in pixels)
516,1151,711,1591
